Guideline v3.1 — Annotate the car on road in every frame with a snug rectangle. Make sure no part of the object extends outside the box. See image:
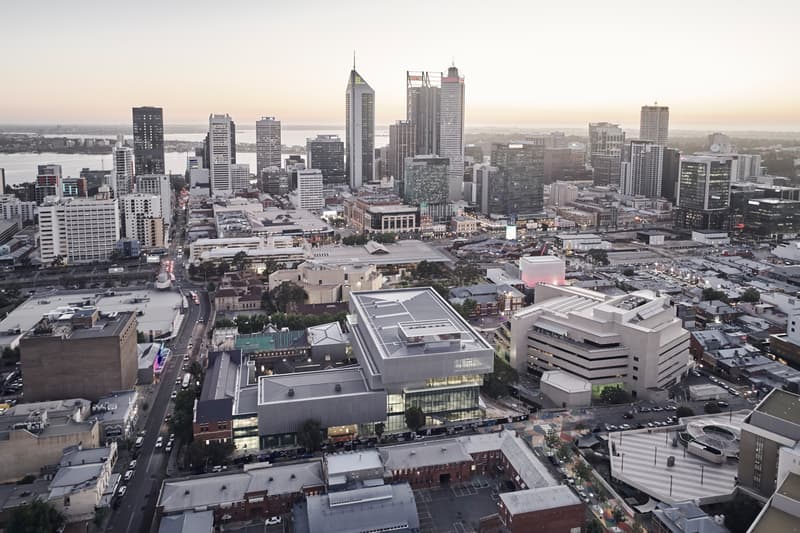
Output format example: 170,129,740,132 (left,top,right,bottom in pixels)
183,355,189,361
175,377,182,385
135,436,144,448
117,486,127,497
622,412,634,419
155,436,164,449
718,400,729,408
164,414,172,423
691,370,701,377
171,391,177,400
188,343,193,350
129,460,137,469
265,517,282,526
123,470,134,482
